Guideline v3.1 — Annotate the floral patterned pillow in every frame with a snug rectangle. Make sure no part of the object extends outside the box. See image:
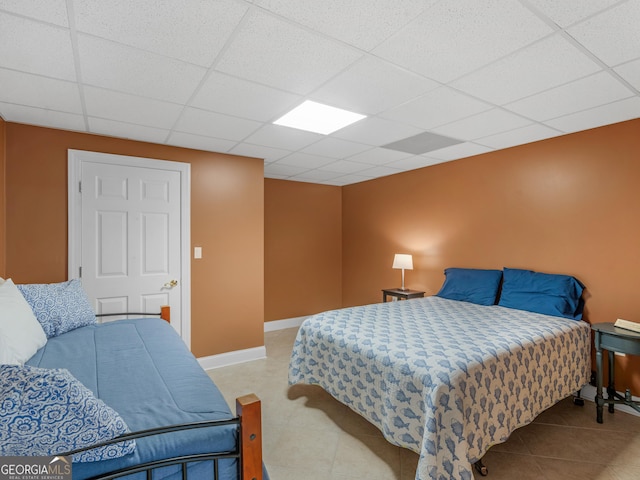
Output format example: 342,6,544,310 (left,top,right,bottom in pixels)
0,365,135,462
17,279,96,338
